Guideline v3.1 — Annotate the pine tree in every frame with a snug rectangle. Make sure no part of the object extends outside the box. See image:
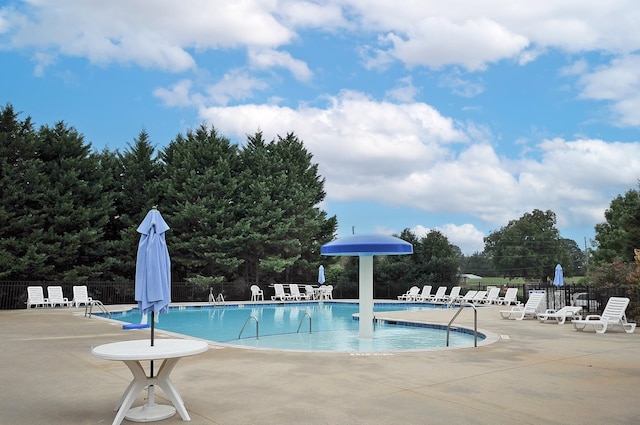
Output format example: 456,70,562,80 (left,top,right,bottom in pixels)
159,124,243,283
0,105,51,279
34,121,113,279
